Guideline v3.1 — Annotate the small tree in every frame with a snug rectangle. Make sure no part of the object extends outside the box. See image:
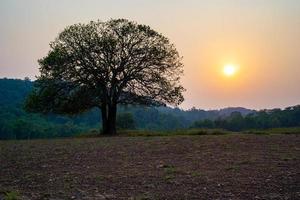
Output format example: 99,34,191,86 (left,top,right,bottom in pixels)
25,19,185,135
